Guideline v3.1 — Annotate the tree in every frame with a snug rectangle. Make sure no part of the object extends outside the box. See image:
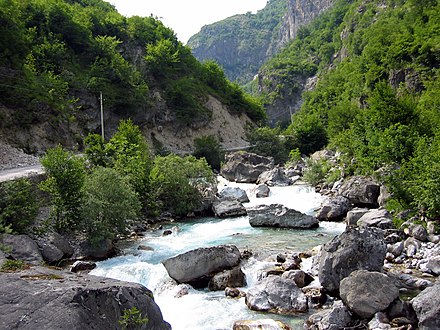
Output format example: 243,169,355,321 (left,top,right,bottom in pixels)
39,145,85,232
193,135,224,171
81,167,140,244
